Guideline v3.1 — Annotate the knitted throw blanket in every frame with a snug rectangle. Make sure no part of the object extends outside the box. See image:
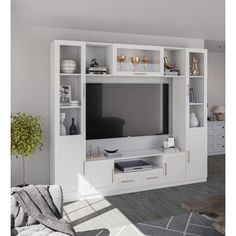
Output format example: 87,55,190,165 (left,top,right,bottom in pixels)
13,185,75,236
